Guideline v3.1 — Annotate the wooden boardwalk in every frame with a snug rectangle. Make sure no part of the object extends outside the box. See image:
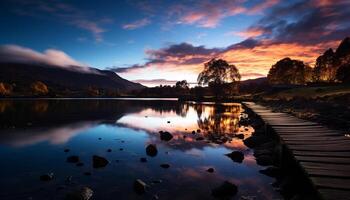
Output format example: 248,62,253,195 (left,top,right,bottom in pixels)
243,102,350,200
